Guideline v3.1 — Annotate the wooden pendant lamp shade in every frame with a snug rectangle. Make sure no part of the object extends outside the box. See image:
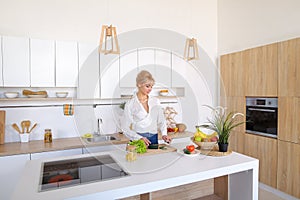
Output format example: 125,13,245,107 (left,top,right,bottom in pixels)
98,25,120,54
184,38,199,61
